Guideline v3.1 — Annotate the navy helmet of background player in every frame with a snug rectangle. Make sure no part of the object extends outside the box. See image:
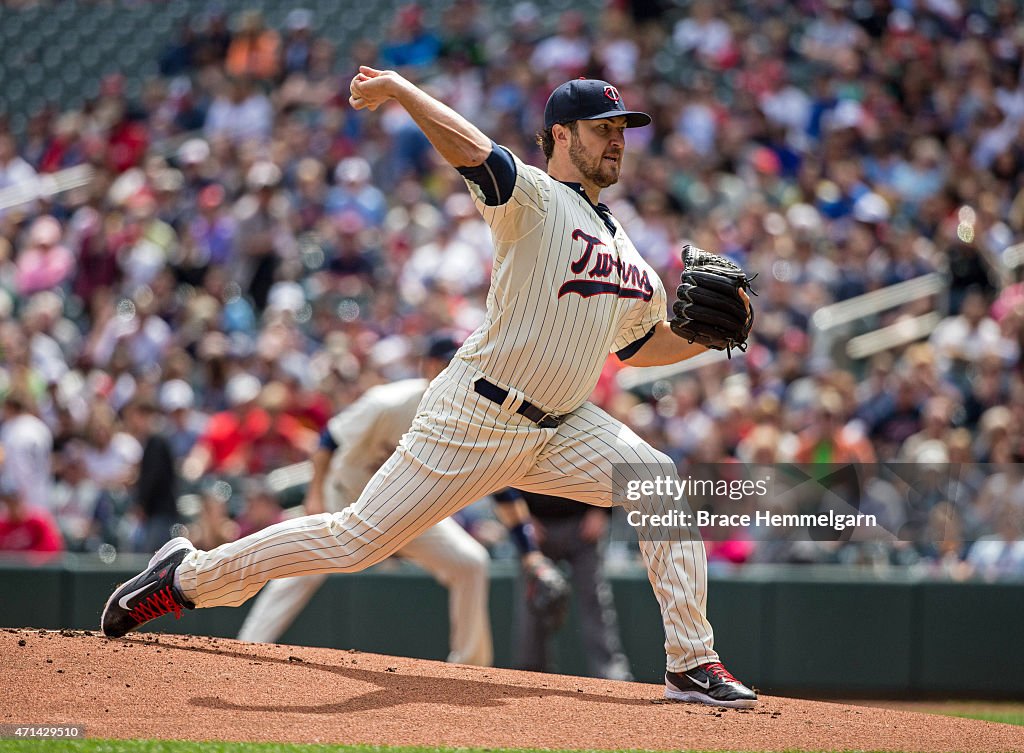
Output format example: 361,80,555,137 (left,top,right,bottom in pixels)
101,68,757,709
